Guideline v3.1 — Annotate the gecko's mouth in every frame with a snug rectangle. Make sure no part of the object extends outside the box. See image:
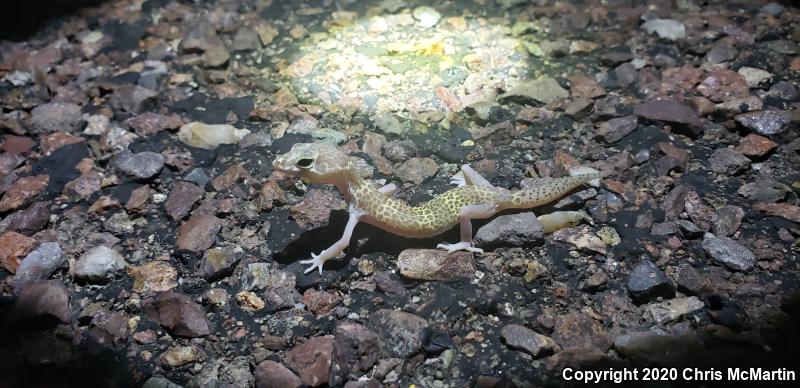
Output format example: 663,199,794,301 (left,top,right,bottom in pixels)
271,157,299,175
